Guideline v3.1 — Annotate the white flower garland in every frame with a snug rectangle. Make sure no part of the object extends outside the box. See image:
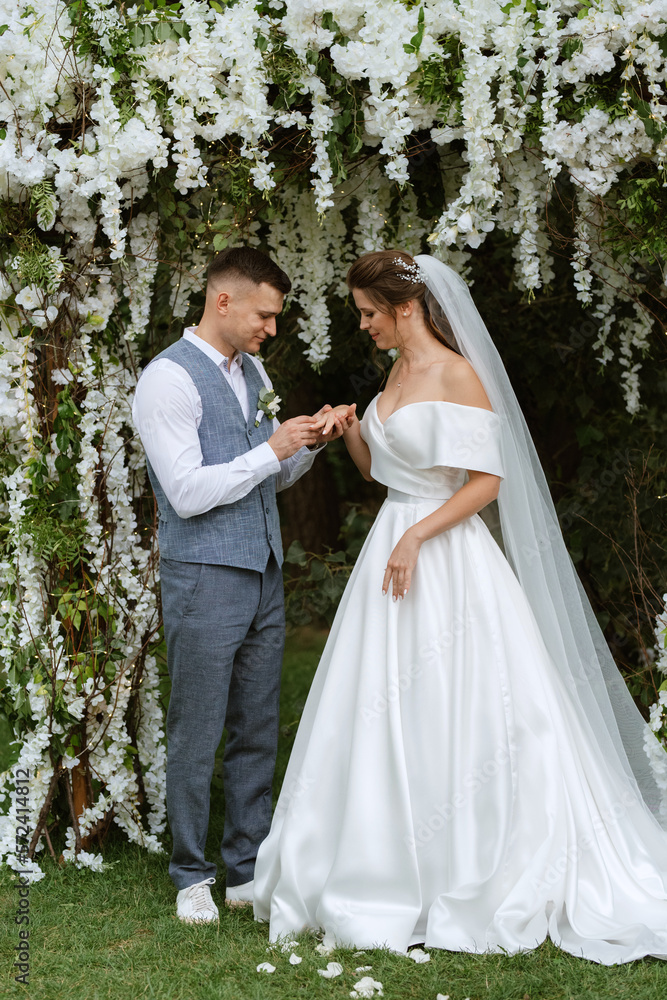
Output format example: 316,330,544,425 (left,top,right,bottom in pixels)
1,0,666,875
